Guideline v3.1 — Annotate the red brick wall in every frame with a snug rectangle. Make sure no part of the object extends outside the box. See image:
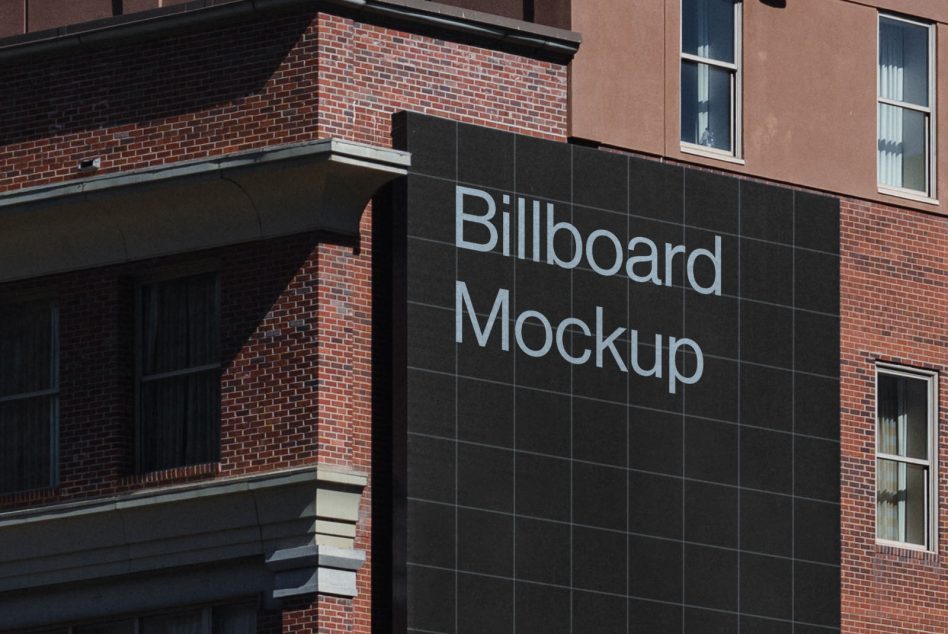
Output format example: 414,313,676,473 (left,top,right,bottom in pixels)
313,13,567,629
840,199,948,633
0,6,568,634
0,232,325,511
